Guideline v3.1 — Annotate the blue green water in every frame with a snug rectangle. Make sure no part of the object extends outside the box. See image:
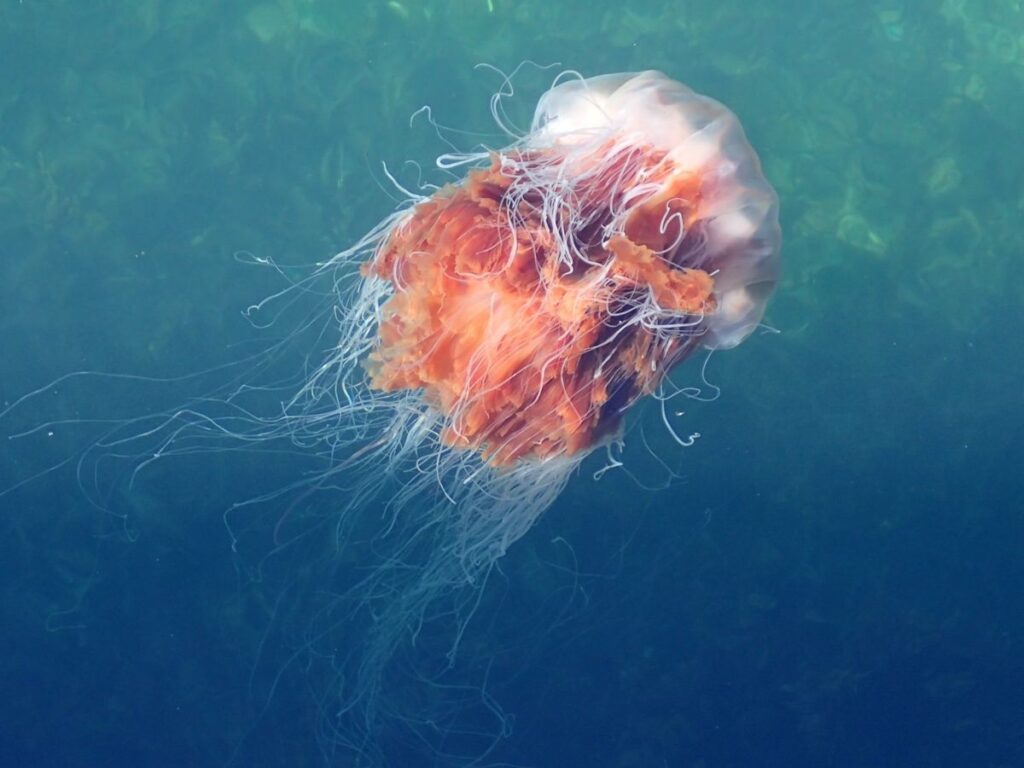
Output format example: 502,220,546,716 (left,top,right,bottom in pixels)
1,1,1022,766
